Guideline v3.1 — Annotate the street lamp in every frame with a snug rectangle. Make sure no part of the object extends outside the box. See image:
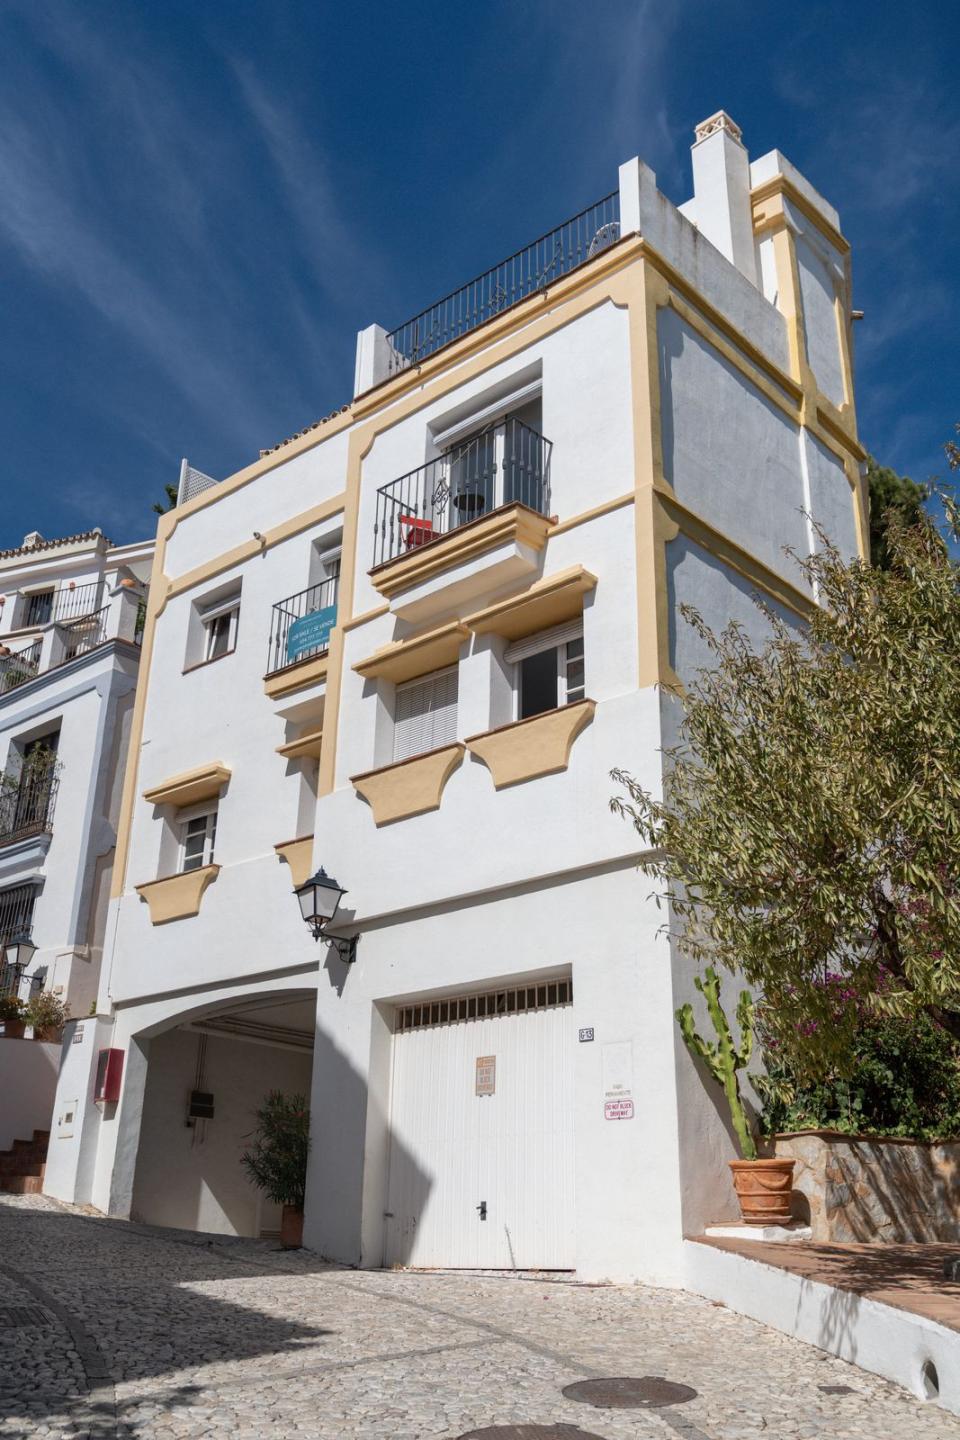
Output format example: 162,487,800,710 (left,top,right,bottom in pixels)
3,931,36,973
294,868,357,962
